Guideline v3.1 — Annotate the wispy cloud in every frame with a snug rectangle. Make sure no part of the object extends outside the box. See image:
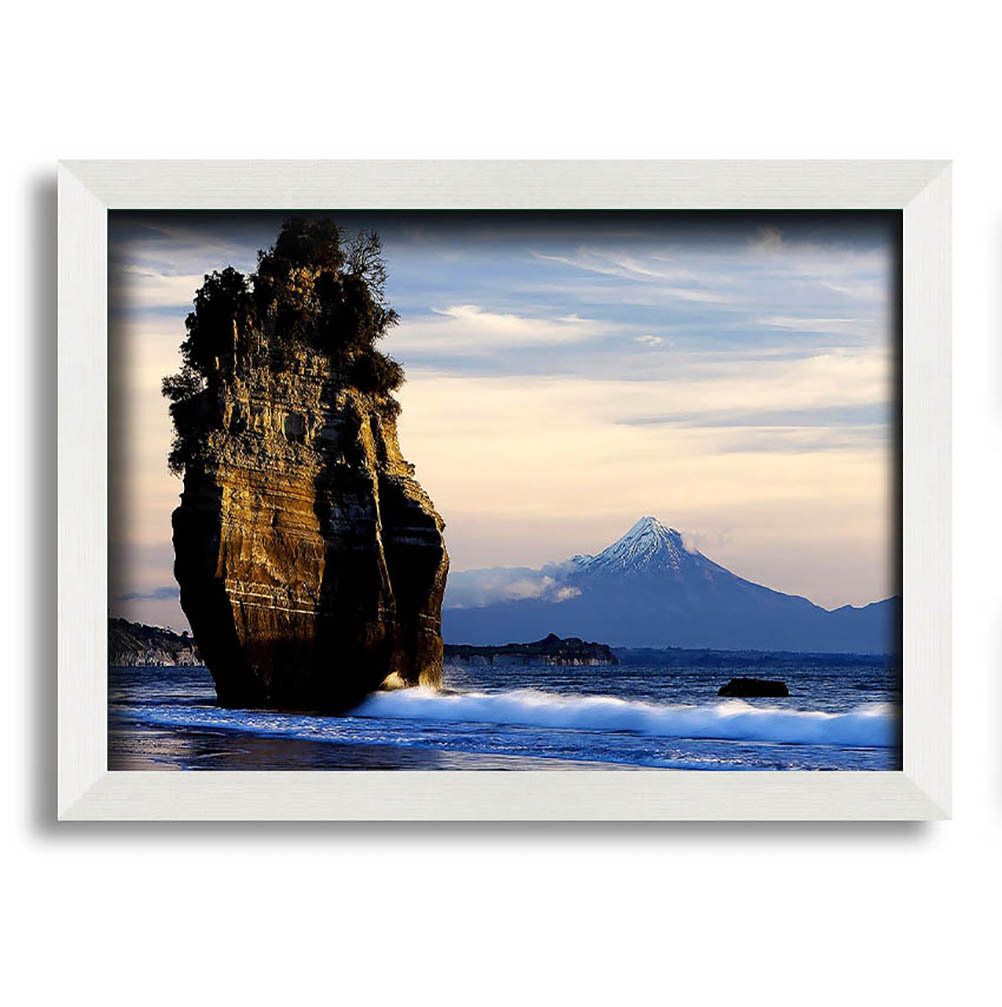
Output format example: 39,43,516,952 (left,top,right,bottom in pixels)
110,264,207,315
617,402,890,429
115,585,179,601
745,226,891,286
391,304,612,354
531,247,730,303
757,315,874,339
713,427,885,455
